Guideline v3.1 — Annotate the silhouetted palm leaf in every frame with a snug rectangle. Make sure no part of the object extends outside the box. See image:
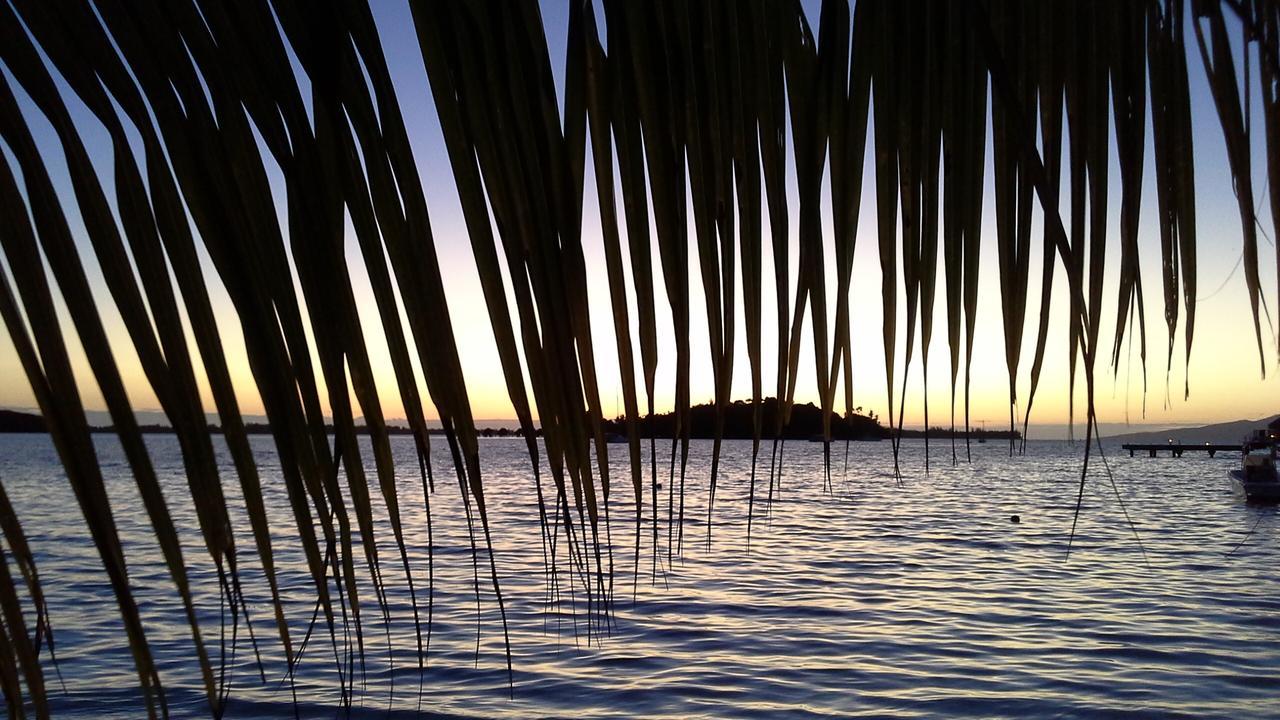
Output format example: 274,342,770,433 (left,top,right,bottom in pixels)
0,1,1275,715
